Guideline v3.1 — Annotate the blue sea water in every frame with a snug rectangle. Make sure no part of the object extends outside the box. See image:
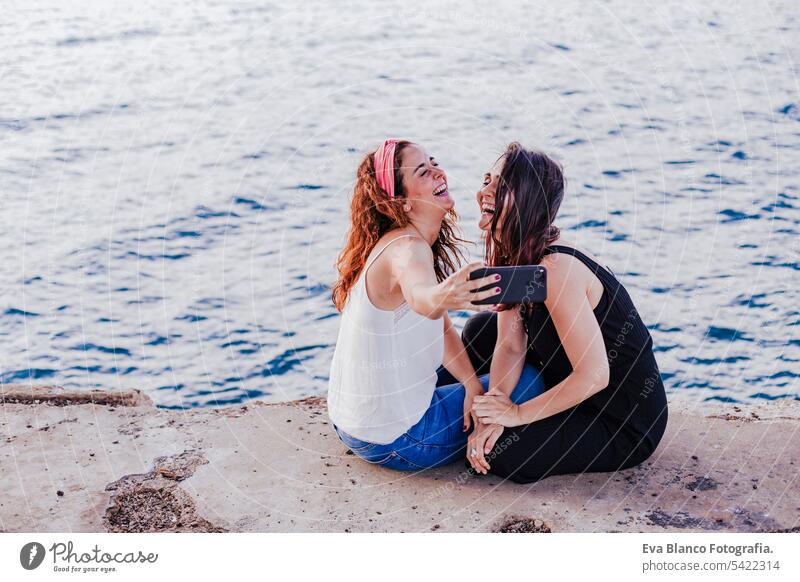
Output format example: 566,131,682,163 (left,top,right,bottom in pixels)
1,1,797,408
